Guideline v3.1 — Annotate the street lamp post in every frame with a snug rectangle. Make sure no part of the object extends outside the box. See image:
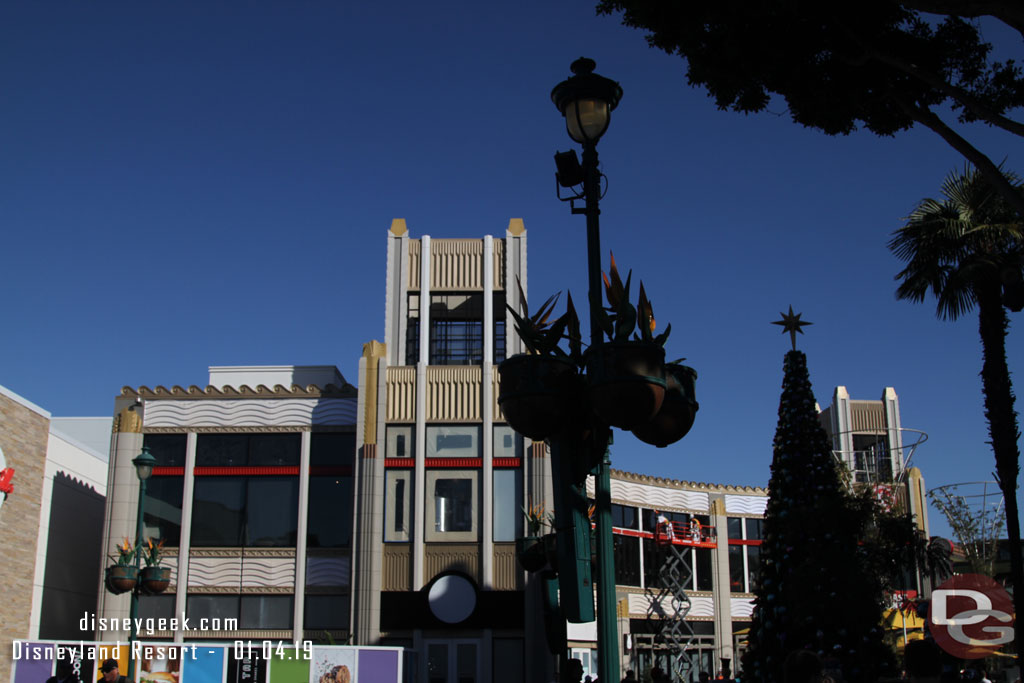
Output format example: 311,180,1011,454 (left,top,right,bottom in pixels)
550,57,624,683
127,447,156,681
